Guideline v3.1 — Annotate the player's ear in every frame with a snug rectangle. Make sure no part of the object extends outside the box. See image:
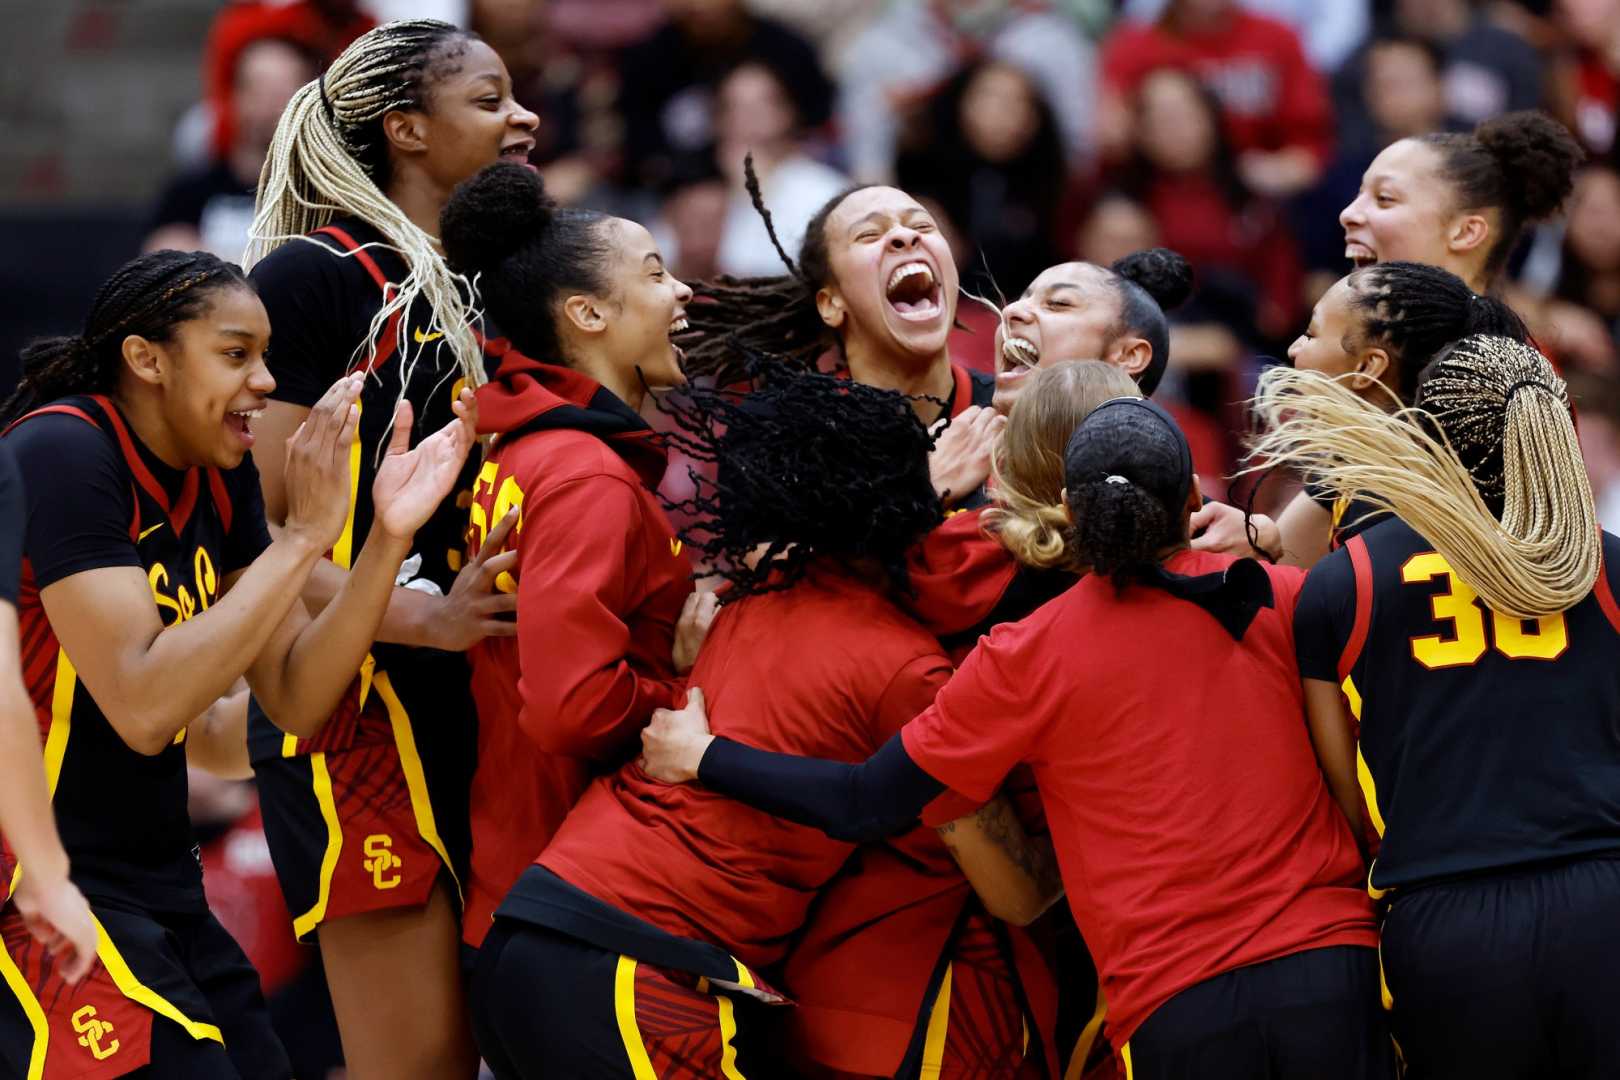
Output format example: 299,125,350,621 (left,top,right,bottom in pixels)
815,285,846,330
121,334,165,387
1356,348,1391,389
1060,487,1073,526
